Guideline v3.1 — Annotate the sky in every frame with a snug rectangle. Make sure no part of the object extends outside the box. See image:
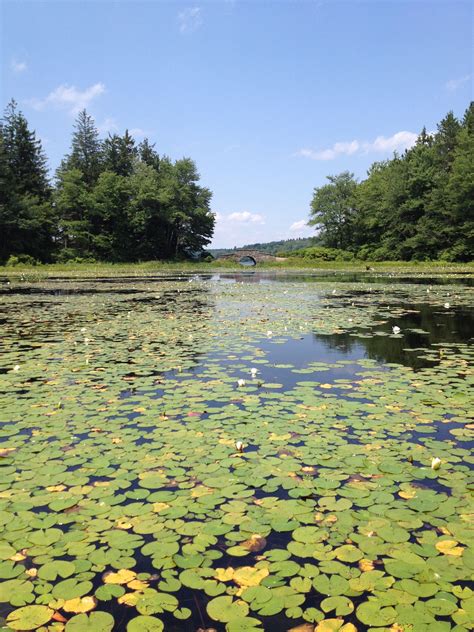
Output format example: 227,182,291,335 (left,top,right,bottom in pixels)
1,0,472,248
